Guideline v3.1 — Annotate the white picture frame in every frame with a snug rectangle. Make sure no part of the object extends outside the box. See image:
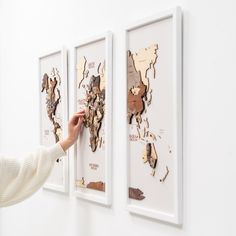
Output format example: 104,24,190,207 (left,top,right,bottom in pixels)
125,7,182,224
39,48,69,193
73,32,113,206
